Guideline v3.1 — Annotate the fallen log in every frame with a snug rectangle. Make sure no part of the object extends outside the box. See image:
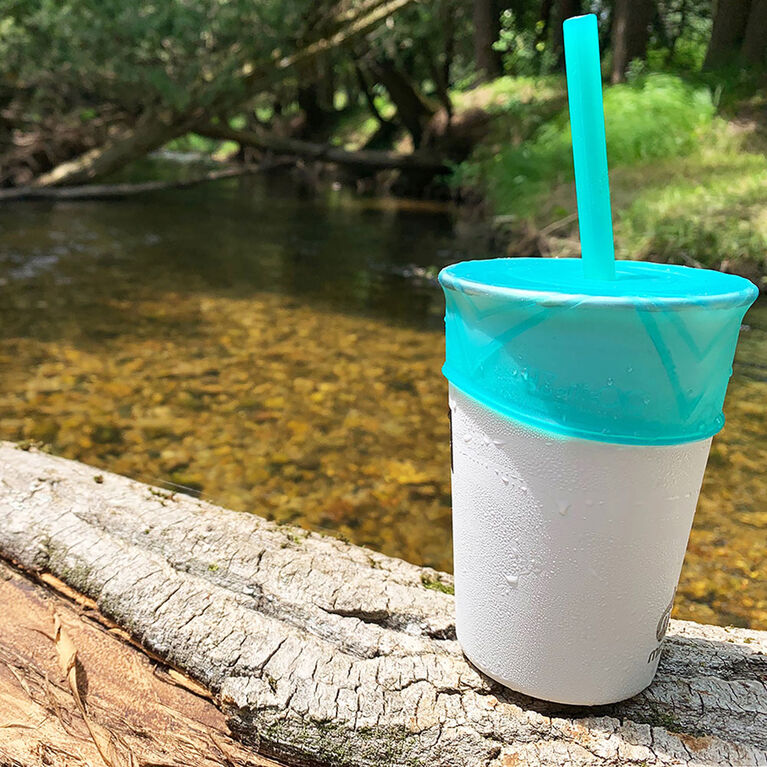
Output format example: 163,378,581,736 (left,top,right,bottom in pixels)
0,442,765,767
197,123,450,174
0,165,269,202
0,559,284,767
